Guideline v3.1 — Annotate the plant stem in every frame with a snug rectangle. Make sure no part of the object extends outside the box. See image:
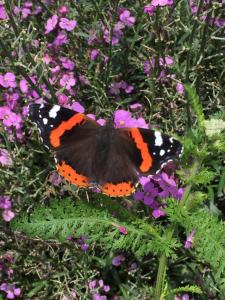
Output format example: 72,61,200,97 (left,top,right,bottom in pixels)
154,160,200,299
185,0,204,129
